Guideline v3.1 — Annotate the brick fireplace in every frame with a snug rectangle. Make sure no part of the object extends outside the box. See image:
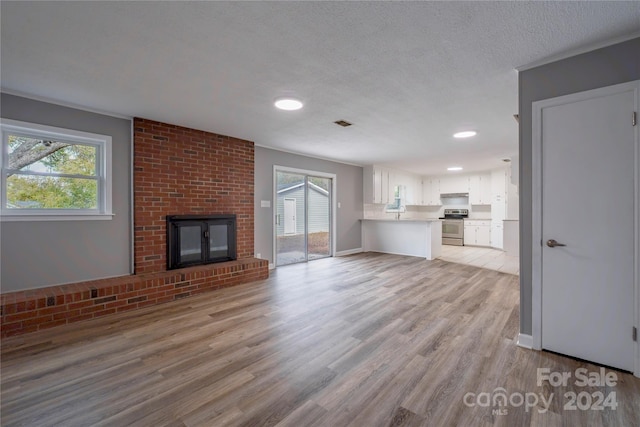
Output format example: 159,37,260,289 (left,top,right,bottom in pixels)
134,118,256,273
1,118,268,337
